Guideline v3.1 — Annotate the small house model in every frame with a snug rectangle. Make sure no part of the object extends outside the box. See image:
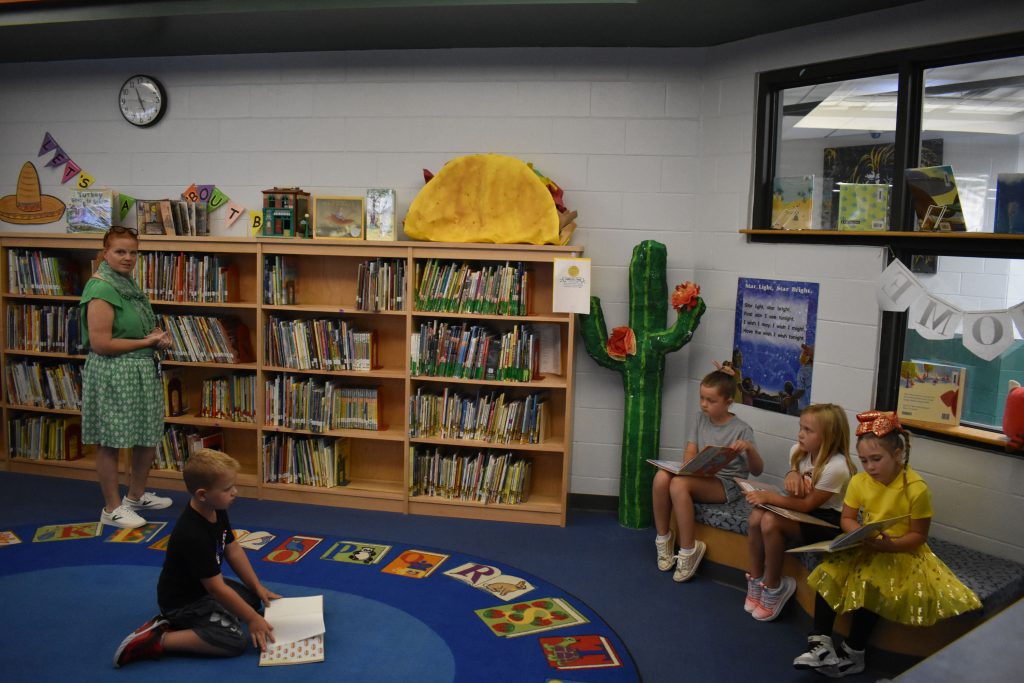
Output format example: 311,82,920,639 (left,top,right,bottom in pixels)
262,187,311,238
